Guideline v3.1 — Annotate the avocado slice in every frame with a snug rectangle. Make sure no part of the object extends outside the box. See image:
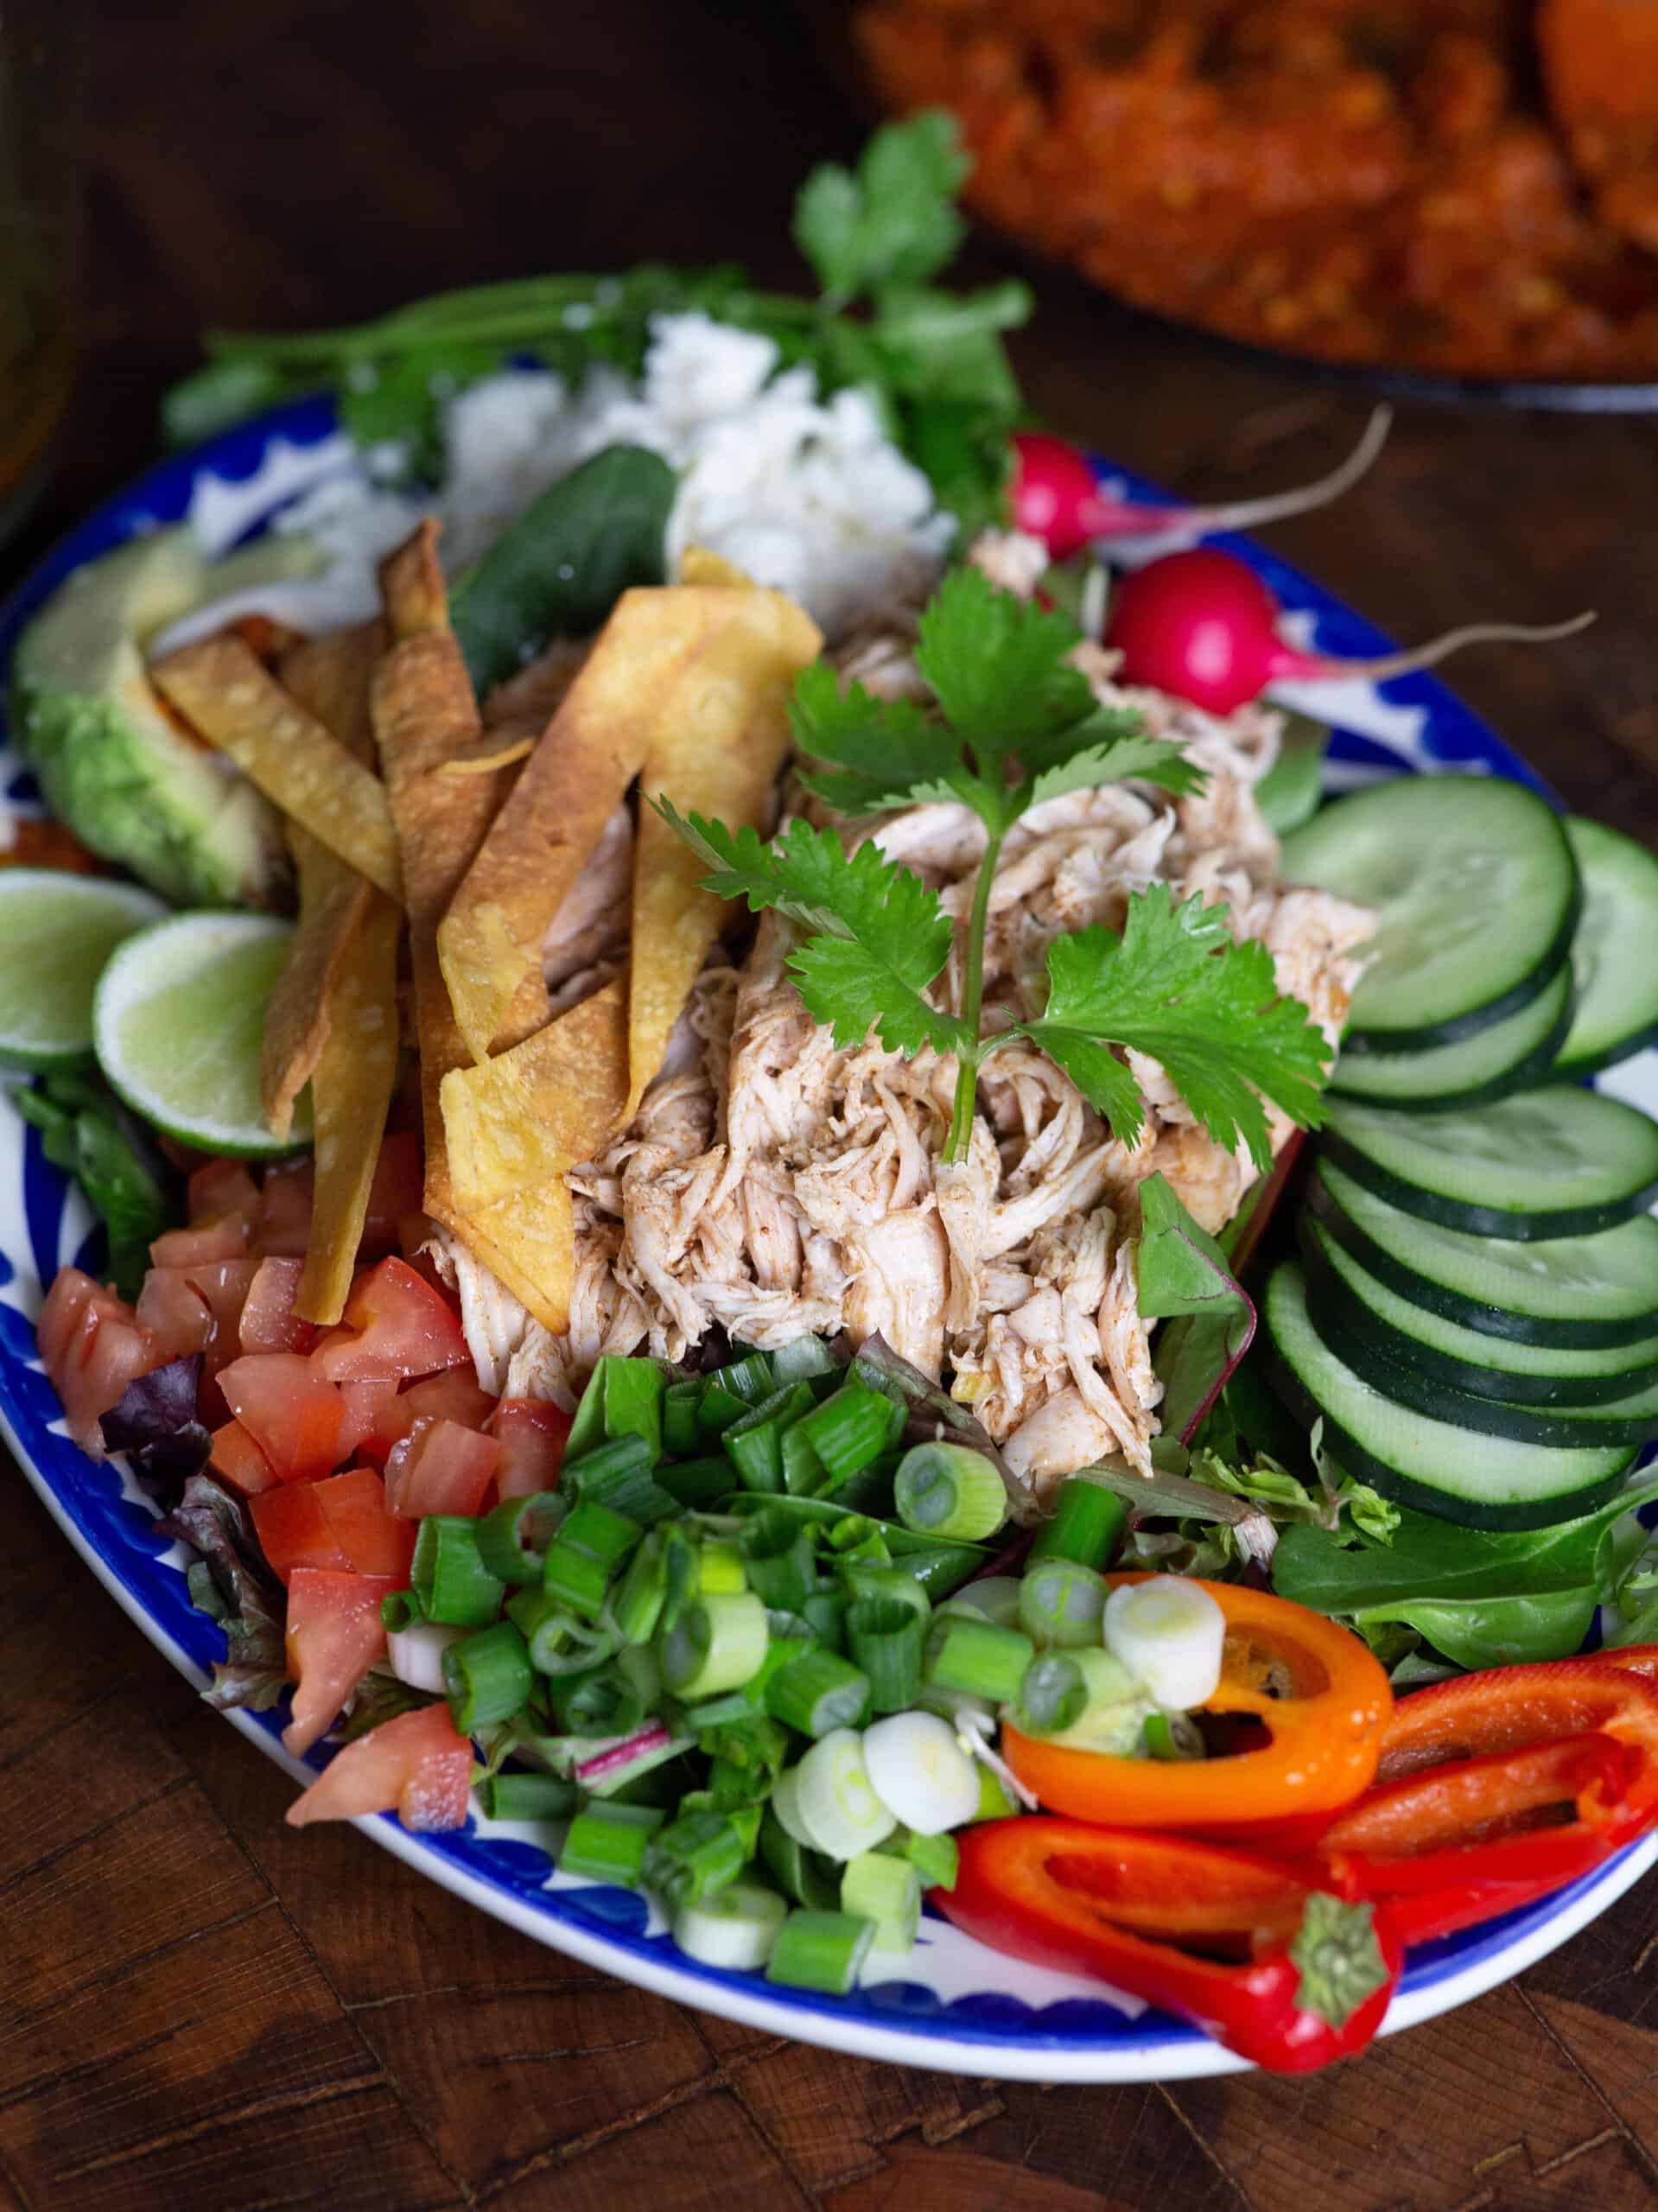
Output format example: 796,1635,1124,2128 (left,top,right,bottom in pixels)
11,526,320,907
